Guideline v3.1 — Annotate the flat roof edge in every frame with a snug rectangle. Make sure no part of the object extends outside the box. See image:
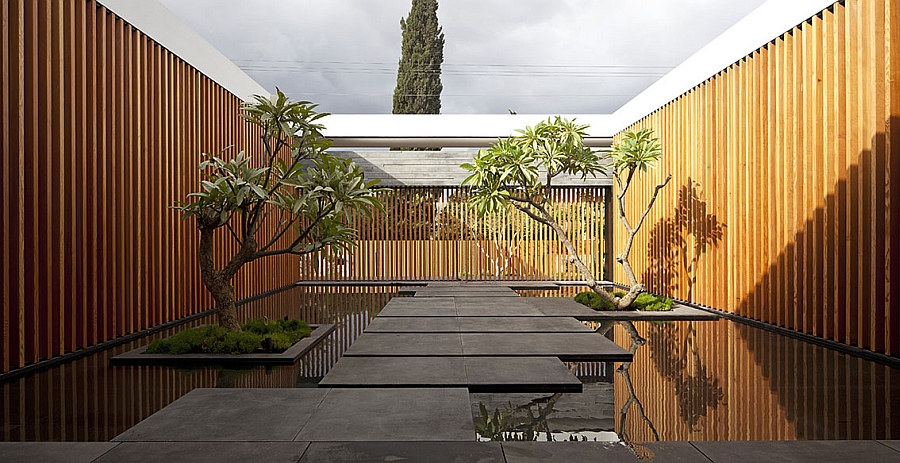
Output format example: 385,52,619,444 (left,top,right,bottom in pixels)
99,0,267,101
